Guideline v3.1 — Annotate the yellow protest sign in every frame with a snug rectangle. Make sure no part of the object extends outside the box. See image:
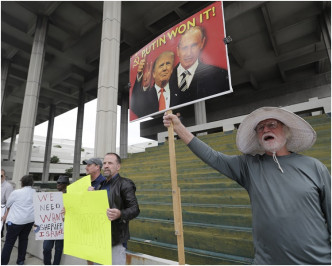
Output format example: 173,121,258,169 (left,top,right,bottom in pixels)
67,175,91,193
63,191,112,265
